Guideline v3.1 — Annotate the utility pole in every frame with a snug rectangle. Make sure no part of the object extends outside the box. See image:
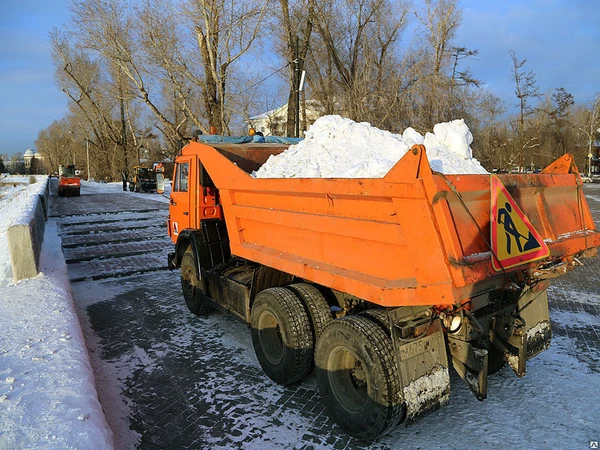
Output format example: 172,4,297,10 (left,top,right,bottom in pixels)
118,69,129,172
295,36,300,138
86,139,91,181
